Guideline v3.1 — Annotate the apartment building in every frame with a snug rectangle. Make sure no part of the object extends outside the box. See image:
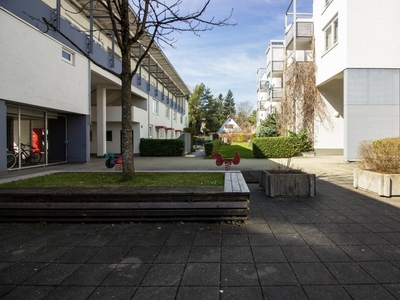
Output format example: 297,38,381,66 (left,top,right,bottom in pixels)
257,0,400,160
0,0,189,172
256,40,285,127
